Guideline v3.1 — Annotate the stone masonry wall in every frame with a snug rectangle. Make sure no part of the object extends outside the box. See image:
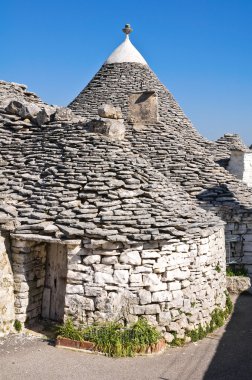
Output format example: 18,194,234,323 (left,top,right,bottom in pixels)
243,153,252,188
65,227,226,337
0,235,15,336
11,238,47,324
227,151,252,188
225,212,252,276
